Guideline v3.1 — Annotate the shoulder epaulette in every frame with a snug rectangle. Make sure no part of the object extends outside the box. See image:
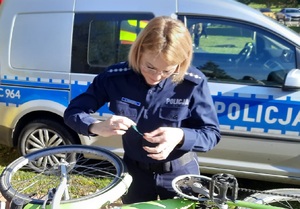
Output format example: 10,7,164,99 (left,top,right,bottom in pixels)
184,67,203,84
106,62,134,76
